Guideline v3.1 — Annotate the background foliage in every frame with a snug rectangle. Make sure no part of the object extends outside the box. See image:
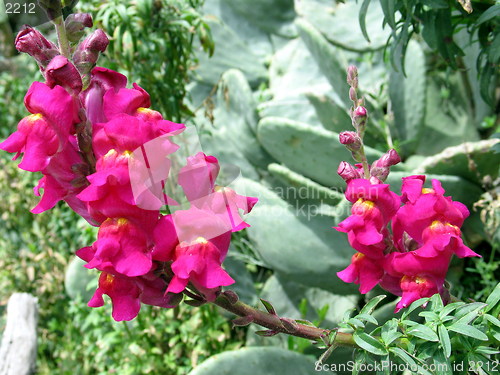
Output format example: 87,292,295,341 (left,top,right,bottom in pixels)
0,0,498,374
